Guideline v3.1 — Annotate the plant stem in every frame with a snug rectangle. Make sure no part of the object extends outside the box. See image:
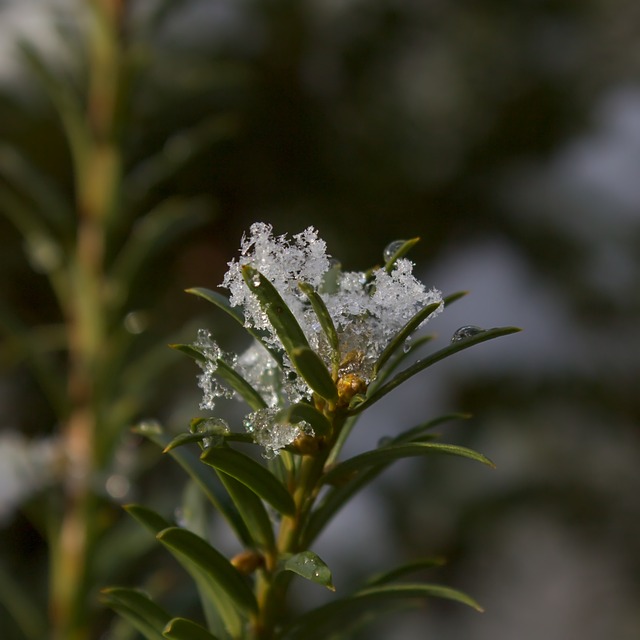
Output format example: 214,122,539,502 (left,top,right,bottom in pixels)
49,2,125,637
253,412,347,638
